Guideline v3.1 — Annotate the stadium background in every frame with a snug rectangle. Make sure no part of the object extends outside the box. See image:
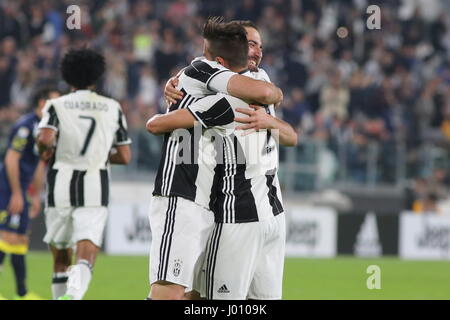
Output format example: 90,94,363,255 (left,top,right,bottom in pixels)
1,0,450,299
